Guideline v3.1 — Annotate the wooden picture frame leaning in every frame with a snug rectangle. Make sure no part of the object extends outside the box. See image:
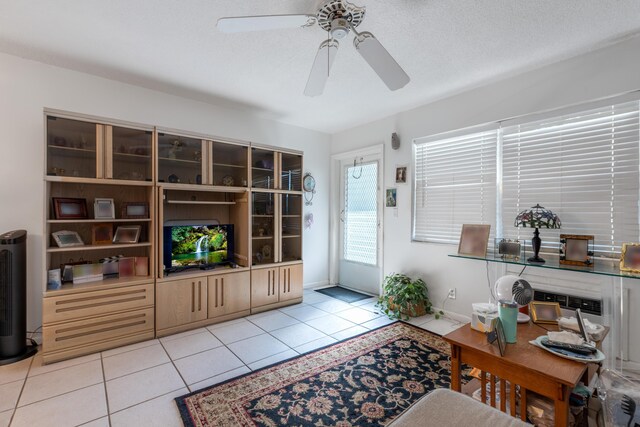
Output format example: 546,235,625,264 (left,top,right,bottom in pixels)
91,223,113,245
620,243,640,273
122,202,149,219
52,198,88,219
458,224,491,258
559,234,594,266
